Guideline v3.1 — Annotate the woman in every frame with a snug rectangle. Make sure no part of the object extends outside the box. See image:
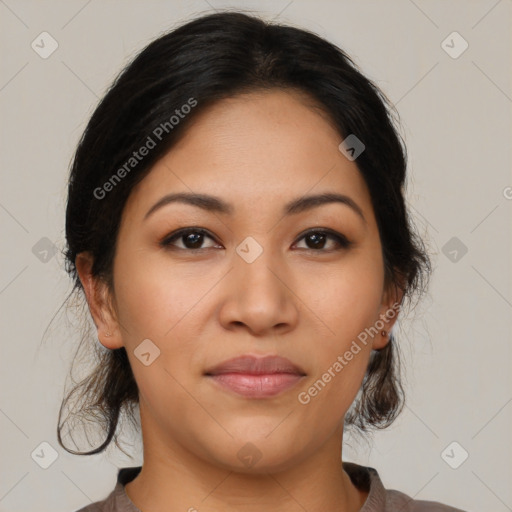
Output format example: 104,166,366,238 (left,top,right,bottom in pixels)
60,11,464,512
